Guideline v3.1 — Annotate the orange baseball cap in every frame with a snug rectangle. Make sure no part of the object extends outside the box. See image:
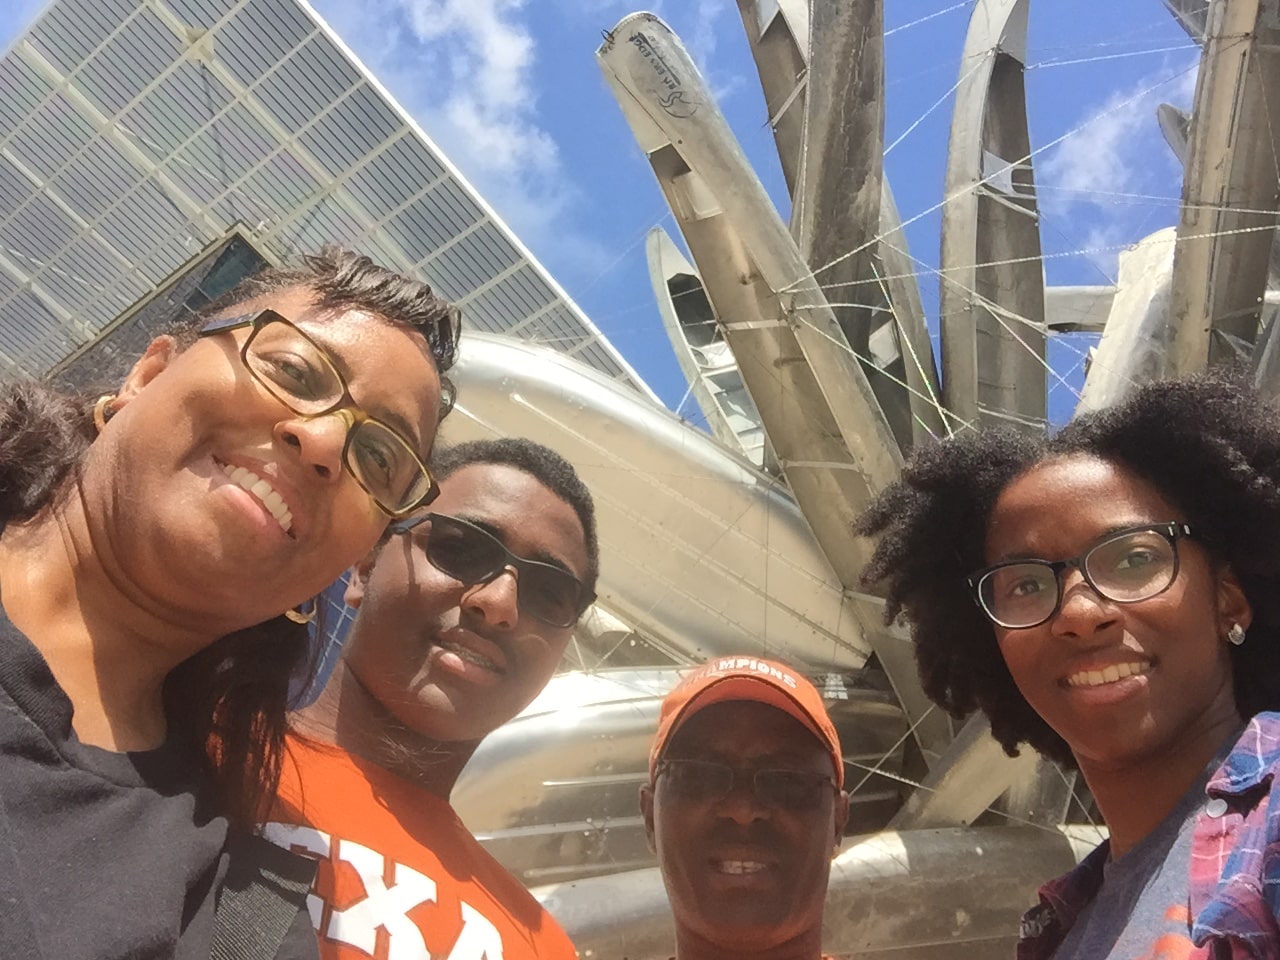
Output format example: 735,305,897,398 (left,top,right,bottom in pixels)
649,656,844,788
